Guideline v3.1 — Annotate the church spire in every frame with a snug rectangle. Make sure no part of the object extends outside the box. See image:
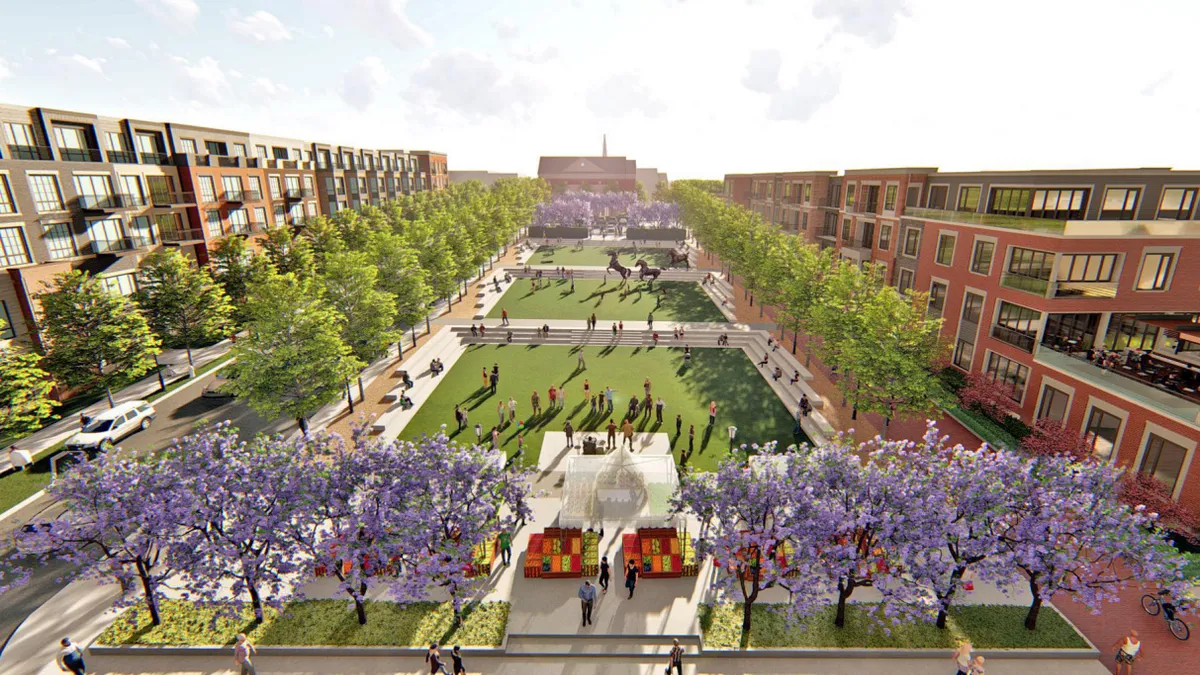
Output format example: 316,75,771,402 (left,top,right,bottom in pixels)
602,133,607,158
